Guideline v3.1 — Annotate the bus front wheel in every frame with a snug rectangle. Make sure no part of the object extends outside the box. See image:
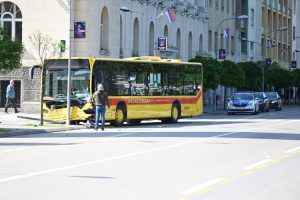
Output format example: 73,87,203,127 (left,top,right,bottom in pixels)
112,106,126,127
162,103,180,123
